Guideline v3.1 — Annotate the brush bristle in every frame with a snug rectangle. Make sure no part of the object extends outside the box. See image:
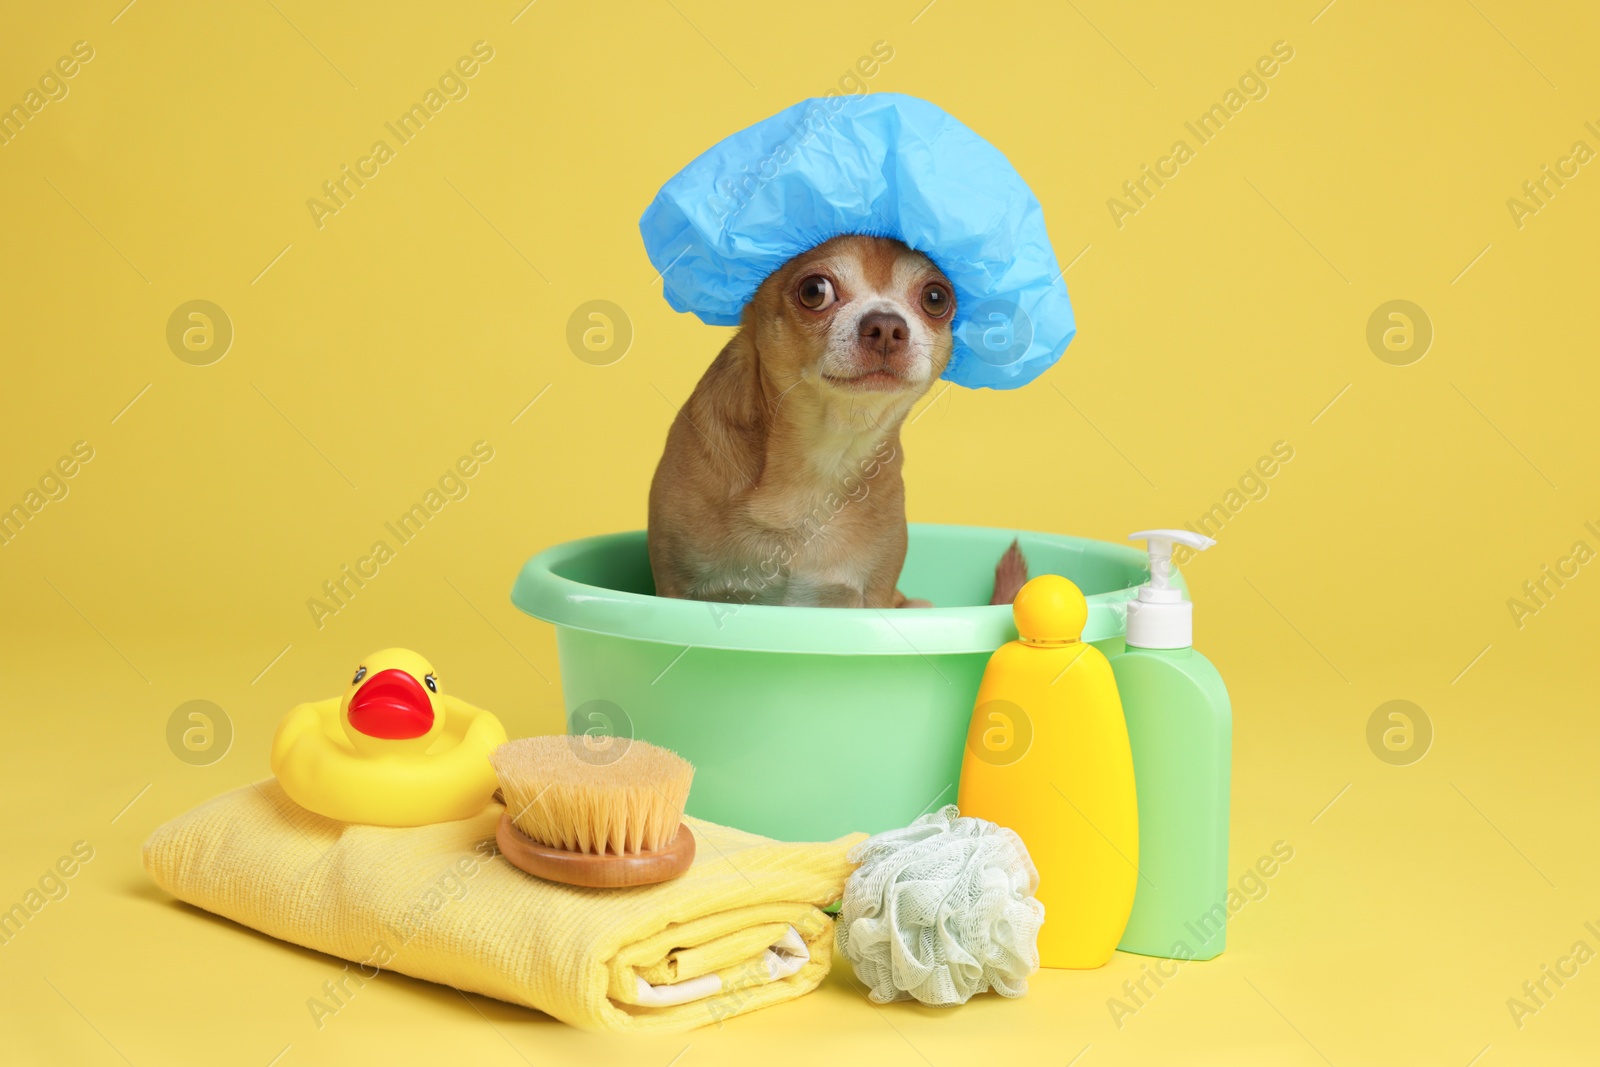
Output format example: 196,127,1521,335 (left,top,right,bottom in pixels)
490,736,694,856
